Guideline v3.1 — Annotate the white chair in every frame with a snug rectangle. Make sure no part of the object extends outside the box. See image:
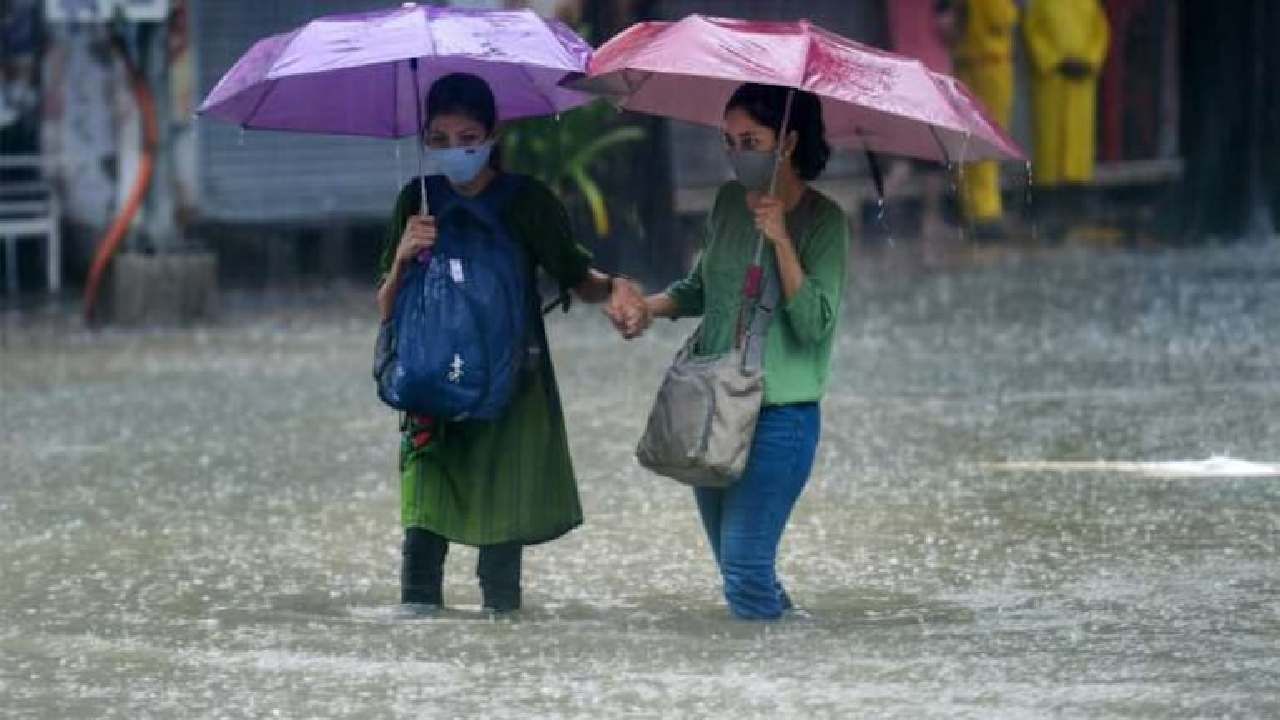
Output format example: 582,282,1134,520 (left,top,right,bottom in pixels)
0,153,61,295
